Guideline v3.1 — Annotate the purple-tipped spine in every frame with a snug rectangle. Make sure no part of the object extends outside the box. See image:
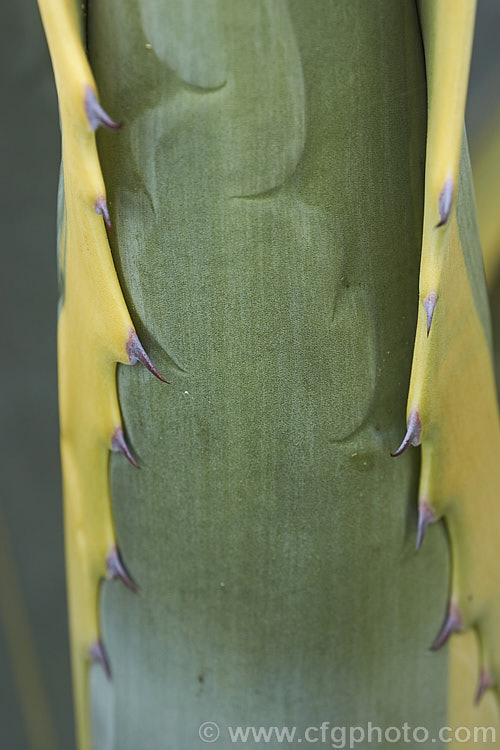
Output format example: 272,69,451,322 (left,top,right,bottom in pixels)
95,196,112,230
111,427,140,469
84,86,122,132
435,177,454,228
127,330,170,383
475,668,494,705
416,498,436,552
391,409,422,457
424,293,437,337
106,545,137,593
90,639,112,679
431,601,462,651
